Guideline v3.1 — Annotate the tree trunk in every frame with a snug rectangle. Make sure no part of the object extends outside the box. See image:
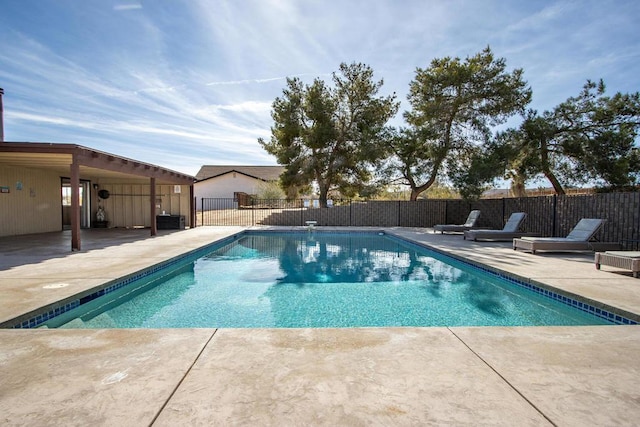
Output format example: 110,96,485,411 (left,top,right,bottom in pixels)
539,137,565,195
406,142,447,200
510,174,527,197
408,171,438,201
318,185,329,208
543,169,566,195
